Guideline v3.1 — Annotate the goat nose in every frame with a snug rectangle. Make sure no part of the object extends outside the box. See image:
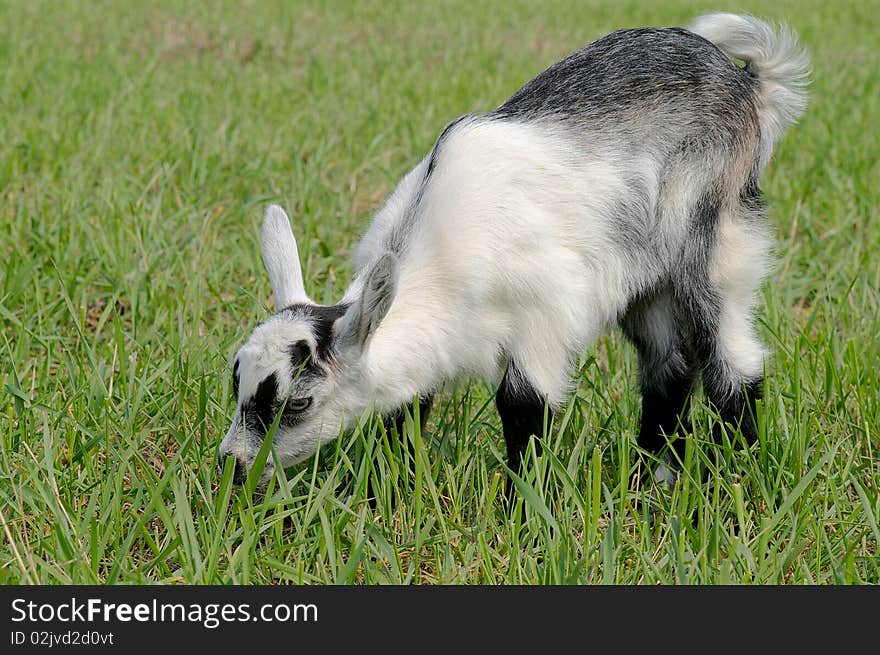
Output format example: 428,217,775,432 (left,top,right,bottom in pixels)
218,452,248,485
